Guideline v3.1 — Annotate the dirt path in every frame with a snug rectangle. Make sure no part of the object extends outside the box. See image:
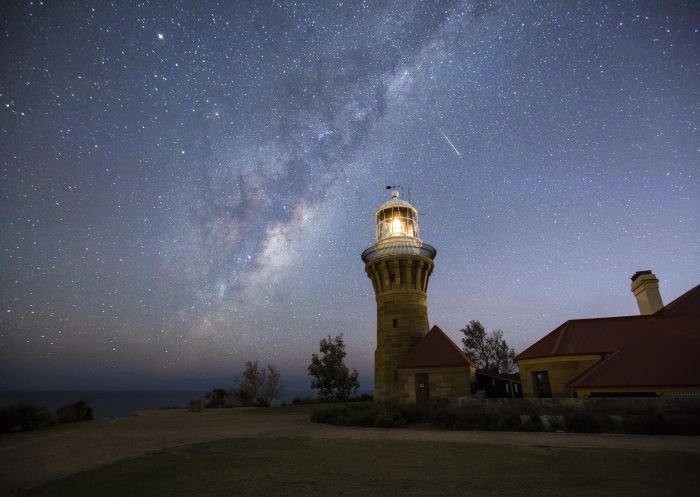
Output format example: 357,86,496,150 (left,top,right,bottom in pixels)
2,408,699,496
